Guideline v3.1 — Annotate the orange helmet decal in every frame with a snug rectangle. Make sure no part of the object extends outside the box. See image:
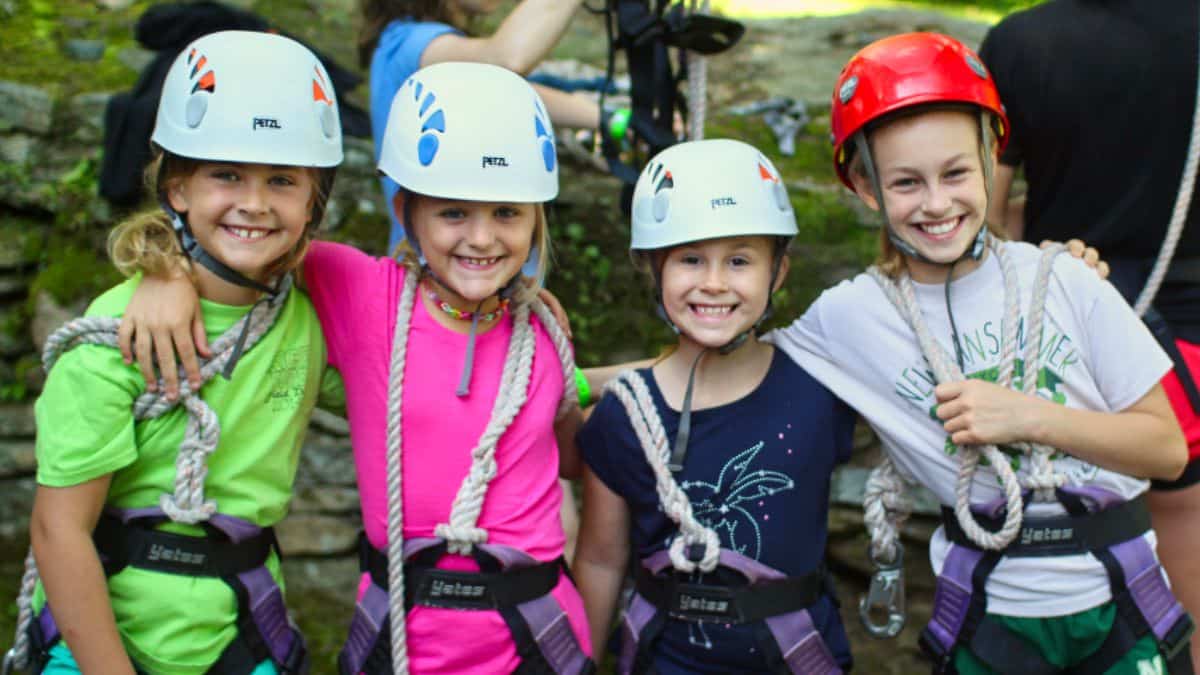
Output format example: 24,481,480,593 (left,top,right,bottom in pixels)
187,50,215,94
312,66,333,105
